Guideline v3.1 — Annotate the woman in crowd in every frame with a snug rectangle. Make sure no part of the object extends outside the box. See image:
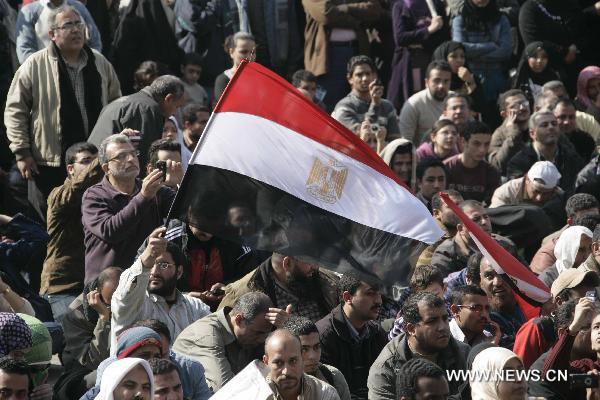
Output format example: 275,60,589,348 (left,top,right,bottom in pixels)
0,312,32,359
387,0,449,110
452,0,512,123
575,66,600,123
97,358,154,400
416,119,459,161
214,32,256,101
511,41,560,101
470,346,527,400
432,40,484,112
